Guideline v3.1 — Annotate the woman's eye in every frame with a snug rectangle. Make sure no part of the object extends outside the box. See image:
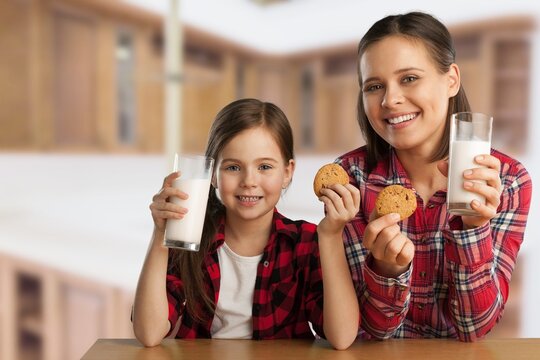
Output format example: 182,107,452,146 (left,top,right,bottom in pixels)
403,75,418,83
225,165,240,171
364,84,383,92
